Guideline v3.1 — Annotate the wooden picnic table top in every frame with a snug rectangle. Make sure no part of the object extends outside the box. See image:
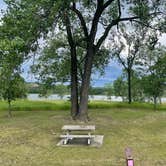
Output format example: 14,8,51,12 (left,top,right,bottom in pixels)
62,125,95,131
